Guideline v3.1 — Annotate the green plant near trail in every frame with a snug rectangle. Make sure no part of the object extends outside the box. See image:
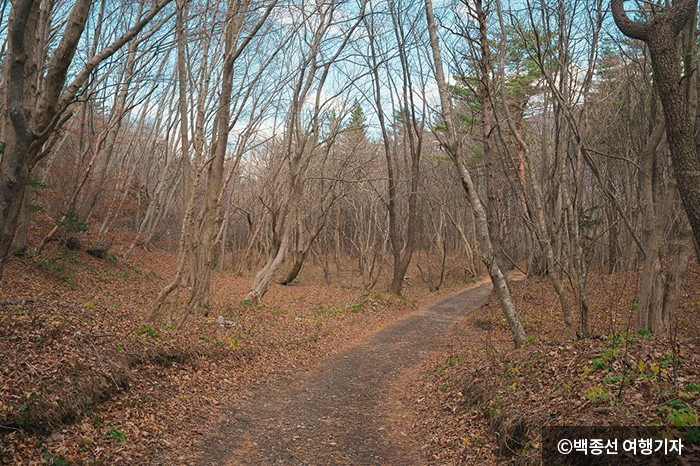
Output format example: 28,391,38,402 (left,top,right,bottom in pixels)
686,382,700,393
40,257,65,273
124,262,144,276
603,375,621,385
445,354,463,367
582,347,618,378
348,302,365,313
41,446,70,466
585,385,610,404
63,249,80,265
686,428,700,444
272,307,288,316
658,353,680,368
136,324,162,341
308,316,324,327
325,298,378,318
40,255,77,287
92,414,104,428
608,332,638,347
486,393,506,419
504,364,520,378
104,425,126,442
326,305,346,317
60,274,75,288
659,399,698,427
227,336,240,350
